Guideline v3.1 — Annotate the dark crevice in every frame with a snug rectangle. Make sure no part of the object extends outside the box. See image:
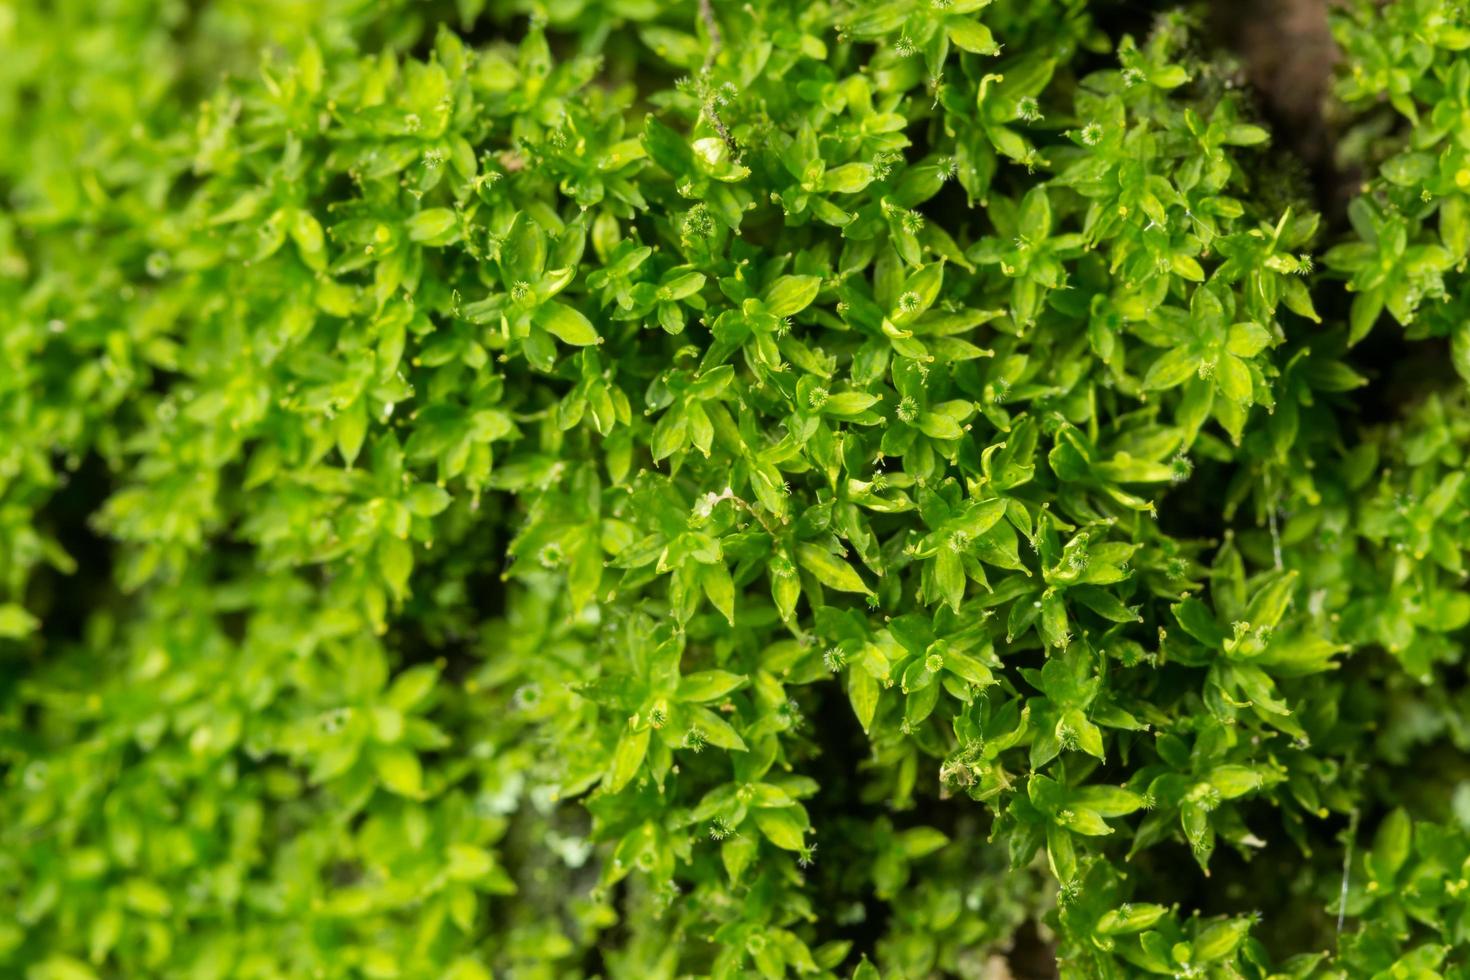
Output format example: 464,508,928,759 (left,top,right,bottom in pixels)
389,492,513,680
25,452,117,650
799,674,899,968
1208,0,1349,224
1009,918,1064,980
